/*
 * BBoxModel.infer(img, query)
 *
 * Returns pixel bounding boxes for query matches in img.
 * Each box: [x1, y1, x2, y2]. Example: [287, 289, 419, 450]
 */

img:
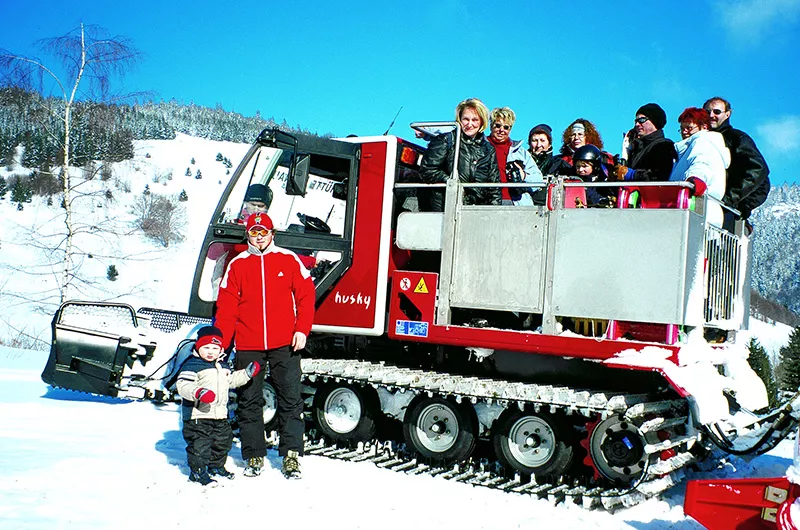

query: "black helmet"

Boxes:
[573, 144, 602, 163]
[573, 144, 602, 173]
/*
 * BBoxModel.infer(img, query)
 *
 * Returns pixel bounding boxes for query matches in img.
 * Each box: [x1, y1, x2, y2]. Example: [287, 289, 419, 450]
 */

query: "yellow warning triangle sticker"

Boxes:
[414, 278, 429, 294]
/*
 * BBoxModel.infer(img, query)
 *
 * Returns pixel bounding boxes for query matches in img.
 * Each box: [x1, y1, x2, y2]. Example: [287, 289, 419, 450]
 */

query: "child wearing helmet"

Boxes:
[572, 145, 615, 207]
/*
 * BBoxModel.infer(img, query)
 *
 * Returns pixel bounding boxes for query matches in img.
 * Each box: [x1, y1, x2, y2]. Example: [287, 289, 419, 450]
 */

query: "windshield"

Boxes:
[218, 145, 347, 236]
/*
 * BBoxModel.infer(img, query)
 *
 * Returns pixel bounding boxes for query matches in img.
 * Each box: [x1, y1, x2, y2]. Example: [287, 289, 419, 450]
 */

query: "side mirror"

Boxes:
[333, 180, 348, 201]
[287, 154, 310, 196]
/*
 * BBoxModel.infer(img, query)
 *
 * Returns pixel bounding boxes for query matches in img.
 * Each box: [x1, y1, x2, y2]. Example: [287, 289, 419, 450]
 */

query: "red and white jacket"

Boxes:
[215, 242, 315, 351]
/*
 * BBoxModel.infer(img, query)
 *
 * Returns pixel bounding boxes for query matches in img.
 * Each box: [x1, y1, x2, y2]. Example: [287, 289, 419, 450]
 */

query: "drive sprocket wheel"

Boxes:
[583, 414, 649, 485]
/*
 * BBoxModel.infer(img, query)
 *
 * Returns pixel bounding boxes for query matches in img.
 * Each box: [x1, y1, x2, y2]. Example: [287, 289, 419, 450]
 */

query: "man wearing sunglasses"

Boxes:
[612, 103, 676, 183]
[703, 97, 770, 223]
[215, 212, 315, 479]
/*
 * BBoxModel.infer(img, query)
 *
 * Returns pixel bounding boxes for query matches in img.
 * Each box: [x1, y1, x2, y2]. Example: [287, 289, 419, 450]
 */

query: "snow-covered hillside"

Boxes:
[751, 184, 800, 316]
[0, 134, 250, 347]
[0, 345, 794, 530]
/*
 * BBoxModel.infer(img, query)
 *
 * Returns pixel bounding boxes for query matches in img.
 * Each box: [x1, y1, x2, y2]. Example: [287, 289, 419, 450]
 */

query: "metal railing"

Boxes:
[704, 225, 743, 325]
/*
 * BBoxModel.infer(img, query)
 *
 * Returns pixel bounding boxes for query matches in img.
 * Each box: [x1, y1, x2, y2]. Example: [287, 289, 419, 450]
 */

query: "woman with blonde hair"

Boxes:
[419, 97, 501, 211]
[486, 106, 543, 205]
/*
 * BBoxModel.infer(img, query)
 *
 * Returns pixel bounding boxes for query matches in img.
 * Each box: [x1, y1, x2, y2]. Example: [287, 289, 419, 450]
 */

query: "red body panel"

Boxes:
[387, 270, 682, 365]
[314, 142, 388, 329]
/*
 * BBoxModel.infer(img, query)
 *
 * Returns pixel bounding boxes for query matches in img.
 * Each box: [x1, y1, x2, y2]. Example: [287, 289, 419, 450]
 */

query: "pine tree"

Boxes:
[215, 152, 223, 162]
[779, 327, 800, 392]
[0, 176, 7, 199]
[179, 189, 188, 202]
[106, 264, 119, 281]
[185, 167, 191, 177]
[143, 184, 151, 196]
[11, 177, 32, 204]
[195, 169, 202, 179]
[190, 157, 195, 165]
[748, 338, 778, 406]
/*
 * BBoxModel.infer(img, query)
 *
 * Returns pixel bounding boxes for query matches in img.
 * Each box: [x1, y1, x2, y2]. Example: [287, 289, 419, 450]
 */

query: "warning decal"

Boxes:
[414, 278, 429, 294]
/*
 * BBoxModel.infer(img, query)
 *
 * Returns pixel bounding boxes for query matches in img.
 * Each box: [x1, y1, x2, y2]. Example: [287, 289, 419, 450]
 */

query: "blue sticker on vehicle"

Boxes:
[395, 320, 429, 338]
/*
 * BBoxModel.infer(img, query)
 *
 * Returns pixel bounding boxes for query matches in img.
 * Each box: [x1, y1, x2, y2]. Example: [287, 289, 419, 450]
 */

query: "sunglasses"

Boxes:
[248, 228, 272, 237]
[492, 123, 511, 130]
[634, 116, 650, 124]
[705, 108, 724, 116]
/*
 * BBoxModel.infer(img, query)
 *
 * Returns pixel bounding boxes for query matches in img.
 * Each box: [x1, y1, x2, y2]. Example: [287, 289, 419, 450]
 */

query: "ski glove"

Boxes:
[195, 388, 216, 404]
[612, 164, 633, 181]
[687, 176, 707, 197]
[246, 361, 261, 378]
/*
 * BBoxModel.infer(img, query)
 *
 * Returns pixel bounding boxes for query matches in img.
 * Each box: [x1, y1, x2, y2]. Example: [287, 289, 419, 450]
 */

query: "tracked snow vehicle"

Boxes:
[43, 125, 798, 507]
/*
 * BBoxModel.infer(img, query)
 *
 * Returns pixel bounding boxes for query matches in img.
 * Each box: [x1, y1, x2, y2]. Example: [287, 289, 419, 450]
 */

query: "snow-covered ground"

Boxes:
[0, 344, 794, 530]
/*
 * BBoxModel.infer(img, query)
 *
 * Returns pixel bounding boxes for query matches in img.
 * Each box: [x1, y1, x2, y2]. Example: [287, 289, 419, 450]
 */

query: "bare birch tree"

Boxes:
[0, 23, 140, 303]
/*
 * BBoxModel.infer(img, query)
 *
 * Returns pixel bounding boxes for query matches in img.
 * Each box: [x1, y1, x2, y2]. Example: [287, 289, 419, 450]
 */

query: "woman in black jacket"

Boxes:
[419, 98, 501, 211]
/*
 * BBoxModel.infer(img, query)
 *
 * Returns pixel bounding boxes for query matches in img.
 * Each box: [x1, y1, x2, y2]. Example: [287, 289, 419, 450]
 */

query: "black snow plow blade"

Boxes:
[42, 301, 157, 397]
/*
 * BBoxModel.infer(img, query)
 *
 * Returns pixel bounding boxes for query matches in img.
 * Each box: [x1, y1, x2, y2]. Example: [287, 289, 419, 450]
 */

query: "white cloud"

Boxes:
[756, 116, 800, 154]
[716, 0, 800, 43]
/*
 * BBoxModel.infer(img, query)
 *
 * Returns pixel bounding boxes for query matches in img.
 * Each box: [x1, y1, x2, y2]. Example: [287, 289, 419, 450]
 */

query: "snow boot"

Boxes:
[243, 456, 264, 477]
[282, 450, 302, 479]
[189, 467, 218, 487]
[208, 466, 235, 480]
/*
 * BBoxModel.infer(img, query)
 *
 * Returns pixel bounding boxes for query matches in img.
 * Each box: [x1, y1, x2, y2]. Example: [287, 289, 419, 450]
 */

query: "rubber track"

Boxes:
[297, 358, 700, 511]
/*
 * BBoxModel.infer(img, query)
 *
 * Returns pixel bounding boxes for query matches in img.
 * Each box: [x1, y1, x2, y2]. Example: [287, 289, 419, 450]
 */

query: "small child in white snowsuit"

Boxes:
[176, 326, 260, 486]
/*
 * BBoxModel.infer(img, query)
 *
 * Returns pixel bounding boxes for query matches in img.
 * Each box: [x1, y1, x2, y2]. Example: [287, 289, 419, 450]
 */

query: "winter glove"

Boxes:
[195, 388, 216, 404]
[687, 176, 707, 197]
[612, 164, 633, 181]
[246, 361, 261, 378]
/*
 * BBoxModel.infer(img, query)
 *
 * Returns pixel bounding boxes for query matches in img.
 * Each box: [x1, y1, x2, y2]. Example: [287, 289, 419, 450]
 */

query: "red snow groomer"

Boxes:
[43, 124, 799, 509]
[685, 398, 800, 529]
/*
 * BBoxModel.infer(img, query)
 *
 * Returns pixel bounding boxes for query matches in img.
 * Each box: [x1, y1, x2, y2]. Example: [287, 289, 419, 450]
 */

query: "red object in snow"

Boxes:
[684, 475, 800, 529]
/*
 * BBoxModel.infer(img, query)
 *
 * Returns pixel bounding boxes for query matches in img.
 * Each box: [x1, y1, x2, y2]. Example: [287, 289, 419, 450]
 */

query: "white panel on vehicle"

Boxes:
[396, 212, 443, 251]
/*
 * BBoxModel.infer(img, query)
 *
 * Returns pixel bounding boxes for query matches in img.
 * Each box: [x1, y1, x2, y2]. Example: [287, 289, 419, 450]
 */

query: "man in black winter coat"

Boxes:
[704, 97, 770, 221]
[611, 103, 676, 182]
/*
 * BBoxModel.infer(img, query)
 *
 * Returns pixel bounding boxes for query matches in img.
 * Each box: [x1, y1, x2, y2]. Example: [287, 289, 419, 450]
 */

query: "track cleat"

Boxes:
[208, 466, 235, 480]
[243, 456, 264, 477]
[189, 467, 218, 487]
[282, 450, 302, 479]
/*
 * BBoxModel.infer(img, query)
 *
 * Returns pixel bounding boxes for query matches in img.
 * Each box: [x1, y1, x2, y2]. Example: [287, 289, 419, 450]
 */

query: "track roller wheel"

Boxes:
[492, 408, 575, 479]
[262, 379, 279, 434]
[403, 395, 477, 465]
[312, 383, 379, 444]
[586, 414, 649, 485]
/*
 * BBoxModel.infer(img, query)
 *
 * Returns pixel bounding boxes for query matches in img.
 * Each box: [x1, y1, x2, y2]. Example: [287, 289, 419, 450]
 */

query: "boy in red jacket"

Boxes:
[215, 213, 315, 479]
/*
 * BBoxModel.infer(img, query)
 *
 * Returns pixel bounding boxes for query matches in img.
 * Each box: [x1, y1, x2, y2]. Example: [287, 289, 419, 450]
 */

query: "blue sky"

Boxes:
[4, 0, 799, 186]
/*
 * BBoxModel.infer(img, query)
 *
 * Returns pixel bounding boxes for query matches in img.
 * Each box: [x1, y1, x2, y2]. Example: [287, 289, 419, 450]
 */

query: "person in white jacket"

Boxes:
[669, 107, 731, 226]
